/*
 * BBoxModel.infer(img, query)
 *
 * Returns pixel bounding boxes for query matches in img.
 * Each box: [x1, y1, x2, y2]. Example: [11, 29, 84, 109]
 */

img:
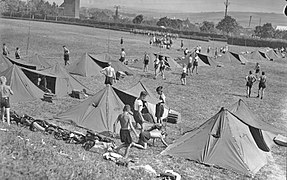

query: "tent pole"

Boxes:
[26, 20, 31, 55]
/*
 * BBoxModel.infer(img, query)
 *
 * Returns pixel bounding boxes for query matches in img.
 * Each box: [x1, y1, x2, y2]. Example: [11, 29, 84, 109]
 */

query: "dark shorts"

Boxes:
[160, 66, 165, 71]
[133, 111, 144, 125]
[64, 54, 69, 61]
[255, 69, 260, 73]
[119, 56, 125, 62]
[1, 97, 10, 108]
[104, 76, 113, 85]
[120, 129, 132, 145]
[259, 82, 266, 89]
[138, 131, 151, 146]
[155, 103, 164, 118]
[187, 63, 192, 69]
[144, 60, 149, 65]
[181, 73, 187, 79]
[3, 52, 7, 56]
[246, 82, 253, 88]
[193, 61, 198, 66]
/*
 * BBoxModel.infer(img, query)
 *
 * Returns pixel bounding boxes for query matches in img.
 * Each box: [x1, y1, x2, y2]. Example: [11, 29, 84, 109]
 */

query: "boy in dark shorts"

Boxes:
[191, 54, 199, 74]
[0, 76, 14, 125]
[155, 86, 166, 124]
[257, 72, 267, 99]
[63, 46, 70, 66]
[133, 91, 148, 130]
[113, 105, 138, 158]
[143, 52, 150, 72]
[245, 70, 257, 98]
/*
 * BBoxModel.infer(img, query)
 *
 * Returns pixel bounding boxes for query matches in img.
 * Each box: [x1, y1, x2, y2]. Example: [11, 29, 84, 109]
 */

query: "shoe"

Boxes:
[261, 97, 263, 99]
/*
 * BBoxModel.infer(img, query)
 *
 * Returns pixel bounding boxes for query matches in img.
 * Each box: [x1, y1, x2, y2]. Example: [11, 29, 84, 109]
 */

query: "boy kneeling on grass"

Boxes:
[132, 124, 168, 149]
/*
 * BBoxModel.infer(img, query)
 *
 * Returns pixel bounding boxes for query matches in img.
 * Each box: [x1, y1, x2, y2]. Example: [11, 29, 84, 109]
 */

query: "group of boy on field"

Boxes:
[113, 87, 168, 158]
[246, 62, 267, 99]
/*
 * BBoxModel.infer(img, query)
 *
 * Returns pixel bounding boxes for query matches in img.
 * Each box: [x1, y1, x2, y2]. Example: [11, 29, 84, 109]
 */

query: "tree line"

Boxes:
[1, 0, 287, 40]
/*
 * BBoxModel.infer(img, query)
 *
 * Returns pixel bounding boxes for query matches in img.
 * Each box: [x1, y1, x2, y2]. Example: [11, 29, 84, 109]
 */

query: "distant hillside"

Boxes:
[104, 6, 286, 28]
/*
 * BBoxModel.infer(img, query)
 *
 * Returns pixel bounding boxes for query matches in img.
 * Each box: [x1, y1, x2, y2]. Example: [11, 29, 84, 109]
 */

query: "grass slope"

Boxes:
[0, 18, 286, 180]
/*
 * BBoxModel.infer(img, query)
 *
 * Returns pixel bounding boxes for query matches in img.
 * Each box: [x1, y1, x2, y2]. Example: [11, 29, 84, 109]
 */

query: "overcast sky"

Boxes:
[49, 0, 286, 13]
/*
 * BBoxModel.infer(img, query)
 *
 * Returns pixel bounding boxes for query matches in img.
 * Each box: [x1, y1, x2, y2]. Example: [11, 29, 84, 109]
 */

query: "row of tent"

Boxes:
[0, 51, 142, 103]
[161, 99, 285, 176]
[55, 82, 181, 134]
[131, 48, 284, 70]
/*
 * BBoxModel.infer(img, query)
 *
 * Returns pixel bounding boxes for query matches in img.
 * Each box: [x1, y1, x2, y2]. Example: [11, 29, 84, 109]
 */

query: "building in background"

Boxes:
[59, 0, 80, 18]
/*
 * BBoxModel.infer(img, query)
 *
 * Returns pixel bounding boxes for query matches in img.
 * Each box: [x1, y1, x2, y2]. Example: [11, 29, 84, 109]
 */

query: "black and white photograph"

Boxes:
[0, 0, 286, 179]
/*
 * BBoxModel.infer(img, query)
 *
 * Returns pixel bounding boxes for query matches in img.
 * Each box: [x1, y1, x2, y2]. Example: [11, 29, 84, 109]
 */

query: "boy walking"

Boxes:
[257, 72, 267, 99]
[245, 70, 257, 98]
[113, 105, 138, 159]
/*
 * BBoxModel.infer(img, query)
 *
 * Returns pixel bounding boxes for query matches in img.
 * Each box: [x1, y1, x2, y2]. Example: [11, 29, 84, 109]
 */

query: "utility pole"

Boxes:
[248, 16, 252, 27]
[224, 0, 230, 18]
[114, 5, 120, 20]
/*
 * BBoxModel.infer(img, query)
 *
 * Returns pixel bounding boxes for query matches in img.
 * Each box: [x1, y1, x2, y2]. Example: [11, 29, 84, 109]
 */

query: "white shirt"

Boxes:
[134, 99, 143, 111]
[158, 93, 166, 104]
[121, 51, 126, 58]
[182, 67, 187, 74]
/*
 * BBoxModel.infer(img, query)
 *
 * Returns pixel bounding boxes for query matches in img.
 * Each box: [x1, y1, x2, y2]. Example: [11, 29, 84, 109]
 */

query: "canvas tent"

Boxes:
[67, 53, 103, 77]
[217, 51, 247, 64]
[55, 86, 124, 134]
[229, 99, 285, 149]
[113, 81, 181, 123]
[0, 55, 13, 72]
[266, 50, 281, 61]
[248, 50, 269, 61]
[161, 107, 272, 175]
[6, 56, 37, 70]
[22, 54, 52, 70]
[42, 62, 90, 93]
[21, 67, 74, 97]
[0, 64, 44, 103]
[89, 53, 134, 75]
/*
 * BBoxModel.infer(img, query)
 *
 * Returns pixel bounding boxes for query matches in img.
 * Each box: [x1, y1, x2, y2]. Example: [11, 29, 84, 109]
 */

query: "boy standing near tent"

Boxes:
[158, 56, 166, 80]
[119, 48, 126, 63]
[100, 62, 116, 86]
[187, 55, 193, 76]
[245, 70, 257, 98]
[155, 86, 166, 124]
[191, 54, 199, 74]
[113, 105, 139, 159]
[257, 72, 267, 99]
[2, 43, 9, 56]
[181, 64, 187, 85]
[63, 46, 70, 66]
[143, 52, 150, 72]
[133, 91, 148, 130]
[15, 47, 20, 59]
[154, 54, 160, 78]
[0, 76, 14, 126]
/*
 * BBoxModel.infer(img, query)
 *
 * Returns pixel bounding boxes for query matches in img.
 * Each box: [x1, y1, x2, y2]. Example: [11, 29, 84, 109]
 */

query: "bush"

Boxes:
[227, 37, 287, 48]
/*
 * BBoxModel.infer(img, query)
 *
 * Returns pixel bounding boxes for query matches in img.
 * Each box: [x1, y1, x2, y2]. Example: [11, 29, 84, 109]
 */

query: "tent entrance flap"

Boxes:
[249, 126, 270, 152]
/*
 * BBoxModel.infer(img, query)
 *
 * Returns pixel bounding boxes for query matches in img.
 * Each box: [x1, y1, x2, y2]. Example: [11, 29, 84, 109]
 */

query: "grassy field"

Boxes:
[0, 18, 286, 180]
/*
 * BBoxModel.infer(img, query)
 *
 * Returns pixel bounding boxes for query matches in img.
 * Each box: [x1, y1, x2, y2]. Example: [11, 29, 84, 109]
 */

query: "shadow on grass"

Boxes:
[225, 93, 260, 99]
[225, 93, 246, 98]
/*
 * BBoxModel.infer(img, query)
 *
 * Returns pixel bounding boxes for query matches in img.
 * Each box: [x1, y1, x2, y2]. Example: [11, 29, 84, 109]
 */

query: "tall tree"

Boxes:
[216, 15, 239, 34]
[200, 21, 216, 33]
[132, 14, 143, 24]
